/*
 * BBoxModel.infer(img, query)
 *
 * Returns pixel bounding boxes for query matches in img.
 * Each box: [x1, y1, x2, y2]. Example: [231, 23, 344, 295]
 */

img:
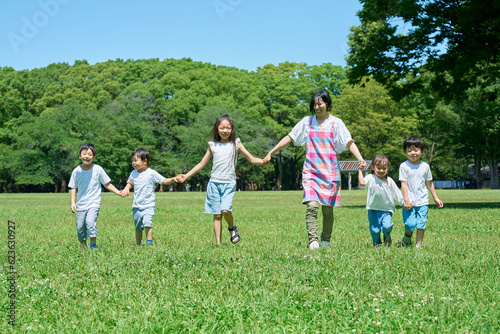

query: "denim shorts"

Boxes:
[403, 205, 429, 231]
[204, 181, 236, 214]
[133, 207, 155, 232]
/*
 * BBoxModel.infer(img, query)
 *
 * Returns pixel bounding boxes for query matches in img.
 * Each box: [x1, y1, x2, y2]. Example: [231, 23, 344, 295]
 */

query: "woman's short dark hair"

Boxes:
[309, 90, 332, 114]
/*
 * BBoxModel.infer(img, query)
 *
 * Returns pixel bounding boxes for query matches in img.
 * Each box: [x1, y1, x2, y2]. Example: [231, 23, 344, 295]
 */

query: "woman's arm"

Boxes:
[262, 135, 293, 164]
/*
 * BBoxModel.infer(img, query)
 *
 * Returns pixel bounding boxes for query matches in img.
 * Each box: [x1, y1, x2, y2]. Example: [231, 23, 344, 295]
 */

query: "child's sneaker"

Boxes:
[309, 240, 320, 250]
[321, 241, 330, 247]
[89, 242, 98, 250]
[401, 235, 412, 247]
[383, 235, 392, 246]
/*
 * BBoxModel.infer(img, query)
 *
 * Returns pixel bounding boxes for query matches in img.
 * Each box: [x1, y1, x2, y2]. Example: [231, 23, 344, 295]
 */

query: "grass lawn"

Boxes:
[1, 189, 499, 333]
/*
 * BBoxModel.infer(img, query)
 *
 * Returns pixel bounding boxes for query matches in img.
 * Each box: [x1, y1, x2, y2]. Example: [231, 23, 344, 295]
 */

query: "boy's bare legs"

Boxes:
[213, 214, 223, 245]
[80, 240, 87, 247]
[416, 229, 425, 247]
[136, 231, 142, 244]
[145, 227, 153, 241]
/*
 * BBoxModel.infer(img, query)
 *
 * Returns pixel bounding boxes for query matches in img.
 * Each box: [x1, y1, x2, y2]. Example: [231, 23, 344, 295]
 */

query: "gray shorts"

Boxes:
[133, 207, 155, 232]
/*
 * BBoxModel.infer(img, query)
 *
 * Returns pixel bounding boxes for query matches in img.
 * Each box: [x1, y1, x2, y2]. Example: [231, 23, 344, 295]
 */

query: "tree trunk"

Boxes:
[488, 158, 499, 189]
[61, 179, 67, 193]
[278, 151, 283, 190]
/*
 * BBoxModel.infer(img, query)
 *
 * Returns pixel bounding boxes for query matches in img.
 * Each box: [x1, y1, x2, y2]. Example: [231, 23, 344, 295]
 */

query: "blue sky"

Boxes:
[1, 0, 362, 72]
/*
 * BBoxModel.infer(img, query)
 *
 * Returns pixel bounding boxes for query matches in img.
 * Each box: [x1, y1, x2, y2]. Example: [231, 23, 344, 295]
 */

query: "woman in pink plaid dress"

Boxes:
[263, 91, 366, 250]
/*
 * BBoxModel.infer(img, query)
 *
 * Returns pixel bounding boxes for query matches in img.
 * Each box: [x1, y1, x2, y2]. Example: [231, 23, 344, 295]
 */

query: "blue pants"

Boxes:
[368, 210, 393, 245]
[403, 205, 428, 232]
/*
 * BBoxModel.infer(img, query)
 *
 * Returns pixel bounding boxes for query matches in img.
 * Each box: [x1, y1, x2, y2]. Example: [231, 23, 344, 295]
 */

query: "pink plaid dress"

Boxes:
[302, 116, 341, 207]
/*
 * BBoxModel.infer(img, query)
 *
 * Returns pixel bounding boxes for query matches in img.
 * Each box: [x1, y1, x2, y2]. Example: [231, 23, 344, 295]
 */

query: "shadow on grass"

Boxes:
[343, 203, 500, 209]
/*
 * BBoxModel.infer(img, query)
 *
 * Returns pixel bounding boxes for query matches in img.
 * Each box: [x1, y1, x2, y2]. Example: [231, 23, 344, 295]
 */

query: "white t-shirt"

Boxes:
[288, 115, 353, 153]
[364, 174, 403, 213]
[127, 168, 166, 209]
[68, 164, 111, 211]
[399, 160, 433, 206]
[209, 138, 241, 183]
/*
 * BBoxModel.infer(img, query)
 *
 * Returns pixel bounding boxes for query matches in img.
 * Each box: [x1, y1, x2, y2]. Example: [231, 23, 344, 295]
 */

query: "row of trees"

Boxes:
[347, 0, 500, 188]
[1, 14, 498, 192]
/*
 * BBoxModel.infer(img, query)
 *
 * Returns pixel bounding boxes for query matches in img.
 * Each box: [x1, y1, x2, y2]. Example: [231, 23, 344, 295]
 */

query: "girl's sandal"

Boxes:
[228, 226, 240, 244]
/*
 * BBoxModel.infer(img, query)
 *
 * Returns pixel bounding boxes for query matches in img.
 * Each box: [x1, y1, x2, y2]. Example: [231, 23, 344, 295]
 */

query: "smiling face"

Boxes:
[372, 162, 389, 180]
[313, 97, 328, 118]
[406, 145, 423, 164]
[217, 119, 232, 143]
[79, 149, 95, 169]
[131, 154, 148, 172]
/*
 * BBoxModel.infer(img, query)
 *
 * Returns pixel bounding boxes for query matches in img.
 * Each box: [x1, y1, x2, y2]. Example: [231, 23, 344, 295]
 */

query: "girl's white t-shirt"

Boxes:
[399, 160, 433, 206]
[127, 168, 166, 209]
[209, 138, 241, 183]
[288, 115, 353, 153]
[364, 174, 403, 213]
[68, 164, 111, 211]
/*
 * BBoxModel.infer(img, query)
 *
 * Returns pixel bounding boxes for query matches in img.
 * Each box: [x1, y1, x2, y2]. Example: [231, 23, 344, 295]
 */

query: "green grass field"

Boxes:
[1, 189, 499, 333]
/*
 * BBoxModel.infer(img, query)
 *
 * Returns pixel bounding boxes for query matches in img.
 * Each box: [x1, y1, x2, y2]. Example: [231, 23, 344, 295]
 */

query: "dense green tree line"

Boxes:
[347, 0, 500, 188]
[0, 58, 472, 192]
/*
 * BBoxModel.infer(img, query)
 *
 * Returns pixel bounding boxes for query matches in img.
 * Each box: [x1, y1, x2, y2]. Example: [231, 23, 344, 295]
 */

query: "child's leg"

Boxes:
[415, 206, 428, 247]
[306, 201, 319, 245]
[416, 229, 425, 247]
[86, 208, 99, 249]
[222, 210, 240, 243]
[380, 212, 393, 246]
[145, 227, 153, 244]
[213, 214, 223, 245]
[402, 207, 417, 245]
[76, 210, 88, 246]
[320, 205, 333, 243]
[135, 231, 143, 245]
[368, 210, 382, 245]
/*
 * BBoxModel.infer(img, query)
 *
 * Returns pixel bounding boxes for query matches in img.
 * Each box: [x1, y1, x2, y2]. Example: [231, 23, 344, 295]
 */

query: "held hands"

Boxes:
[120, 188, 130, 197]
[358, 160, 367, 170]
[403, 199, 414, 211]
[262, 154, 272, 165]
[175, 174, 187, 183]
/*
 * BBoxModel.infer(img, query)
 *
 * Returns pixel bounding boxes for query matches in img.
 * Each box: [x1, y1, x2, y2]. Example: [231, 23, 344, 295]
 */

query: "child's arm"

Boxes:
[238, 142, 264, 165]
[162, 177, 176, 185]
[176, 148, 212, 183]
[426, 180, 444, 208]
[121, 183, 132, 197]
[103, 182, 121, 196]
[347, 140, 366, 169]
[70, 188, 77, 213]
[263, 135, 293, 164]
[401, 180, 413, 210]
[358, 167, 366, 186]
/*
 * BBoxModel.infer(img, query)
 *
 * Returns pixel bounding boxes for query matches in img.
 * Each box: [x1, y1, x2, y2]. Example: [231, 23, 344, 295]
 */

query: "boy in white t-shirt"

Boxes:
[359, 155, 403, 246]
[121, 148, 176, 246]
[69, 143, 122, 250]
[399, 136, 443, 248]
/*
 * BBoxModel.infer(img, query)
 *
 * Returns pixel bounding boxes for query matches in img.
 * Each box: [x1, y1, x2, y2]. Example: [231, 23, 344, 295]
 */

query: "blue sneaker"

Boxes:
[321, 241, 330, 247]
[89, 242, 98, 250]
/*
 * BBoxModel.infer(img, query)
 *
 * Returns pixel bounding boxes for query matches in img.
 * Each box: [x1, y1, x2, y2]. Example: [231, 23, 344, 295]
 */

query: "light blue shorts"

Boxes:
[403, 205, 428, 231]
[204, 181, 236, 215]
[76, 207, 99, 241]
[133, 207, 155, 232]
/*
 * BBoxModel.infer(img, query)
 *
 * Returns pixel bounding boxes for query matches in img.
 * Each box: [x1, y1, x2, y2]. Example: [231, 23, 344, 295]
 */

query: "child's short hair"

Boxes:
[372, 154, 389, 167]
[403, 136, 425, 151]
[79, 143, 96, 156]
[132, 148, 149, 162]
[309, 90, 332, 114]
